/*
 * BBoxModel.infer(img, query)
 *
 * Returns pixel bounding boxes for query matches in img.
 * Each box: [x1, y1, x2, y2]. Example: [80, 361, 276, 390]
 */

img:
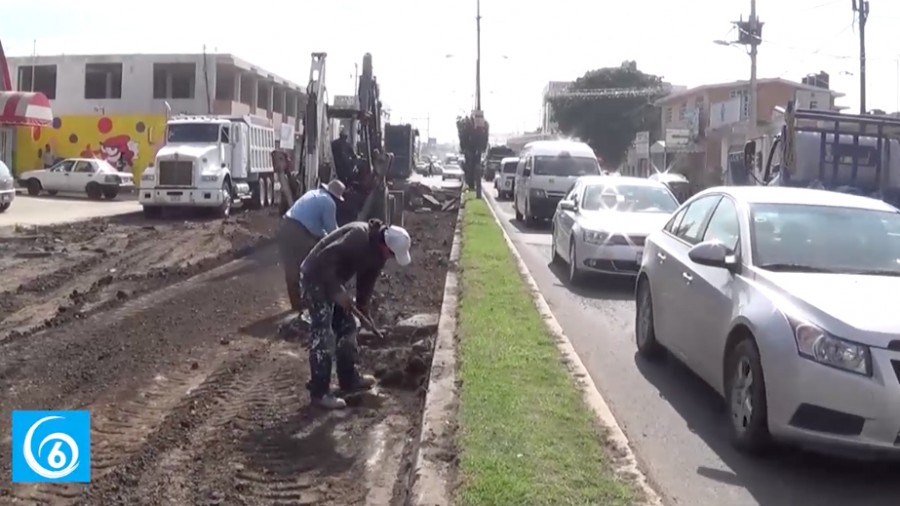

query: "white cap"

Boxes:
[384, 225, 411, 266]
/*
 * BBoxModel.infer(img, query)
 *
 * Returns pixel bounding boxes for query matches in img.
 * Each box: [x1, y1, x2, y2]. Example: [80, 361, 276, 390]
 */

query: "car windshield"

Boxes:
[751, 203, 900, 274]
[534, 155, 600, 177]
[0, 161, 10, 178]
[581, 184, 679, 213]
[502, 161, 518, 173]
[167, 123, 221, 143]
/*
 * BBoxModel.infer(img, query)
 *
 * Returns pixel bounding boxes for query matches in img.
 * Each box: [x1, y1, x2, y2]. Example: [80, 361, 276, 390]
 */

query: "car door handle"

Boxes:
[656, 252, 667, 261]
[682, 272, 693, 283]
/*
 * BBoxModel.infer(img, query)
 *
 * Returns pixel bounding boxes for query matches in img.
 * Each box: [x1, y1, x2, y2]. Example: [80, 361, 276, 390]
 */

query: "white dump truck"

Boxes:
[139, 114, 278, 218]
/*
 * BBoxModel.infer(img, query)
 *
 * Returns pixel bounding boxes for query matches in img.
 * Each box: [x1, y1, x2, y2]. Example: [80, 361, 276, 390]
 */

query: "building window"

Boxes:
[16, 65, 57, 99]
[664, 107, 673, 124]
[84, 63, 123, 99]
[152, 63, 196, 99]
[679, 102, 687, 120]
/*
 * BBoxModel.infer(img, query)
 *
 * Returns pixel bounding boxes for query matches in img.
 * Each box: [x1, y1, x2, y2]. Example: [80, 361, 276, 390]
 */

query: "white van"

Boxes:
[495, 156, 519, 200]
[513, 140, 601, 224]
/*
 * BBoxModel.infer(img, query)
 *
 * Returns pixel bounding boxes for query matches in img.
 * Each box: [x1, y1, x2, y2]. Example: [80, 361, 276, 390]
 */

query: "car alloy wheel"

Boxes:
[635, 279, 663, 358]
[725, 339, 771, 453]
[568, 240, 580, 283]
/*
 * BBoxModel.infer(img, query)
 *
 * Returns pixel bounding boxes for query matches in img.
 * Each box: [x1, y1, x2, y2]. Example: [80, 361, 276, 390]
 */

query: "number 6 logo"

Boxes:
[23, 416, 80, 479]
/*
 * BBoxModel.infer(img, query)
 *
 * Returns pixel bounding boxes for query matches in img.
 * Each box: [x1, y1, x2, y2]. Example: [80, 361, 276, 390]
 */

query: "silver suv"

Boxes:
[0, 160, 14, 212]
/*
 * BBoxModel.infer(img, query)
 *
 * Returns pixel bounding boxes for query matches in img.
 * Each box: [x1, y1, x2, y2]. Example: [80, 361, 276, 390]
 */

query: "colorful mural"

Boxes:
[15, 114, 167, 177]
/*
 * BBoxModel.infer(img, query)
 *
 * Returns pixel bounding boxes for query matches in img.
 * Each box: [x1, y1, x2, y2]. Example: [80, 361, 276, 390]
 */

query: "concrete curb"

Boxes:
[408, 199, 464, 505]
[482, 195, 664, 506]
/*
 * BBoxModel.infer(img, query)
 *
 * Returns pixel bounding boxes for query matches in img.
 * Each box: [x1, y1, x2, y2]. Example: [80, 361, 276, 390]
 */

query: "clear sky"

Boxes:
[3, 0, 900, 142]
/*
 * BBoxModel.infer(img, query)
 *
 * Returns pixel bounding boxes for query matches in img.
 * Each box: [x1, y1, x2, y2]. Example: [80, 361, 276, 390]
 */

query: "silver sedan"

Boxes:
[551, 175, 679, 284]
[636, 185, 900, 457]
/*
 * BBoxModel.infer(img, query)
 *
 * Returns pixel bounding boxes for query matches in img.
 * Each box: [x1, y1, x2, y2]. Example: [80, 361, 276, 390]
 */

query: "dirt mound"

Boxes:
[0, 208, 279, 341]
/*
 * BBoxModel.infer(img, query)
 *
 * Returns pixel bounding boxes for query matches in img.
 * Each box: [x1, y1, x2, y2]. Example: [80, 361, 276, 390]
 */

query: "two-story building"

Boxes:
[652, 77, 843, 187]
[7, 53, 305, 175]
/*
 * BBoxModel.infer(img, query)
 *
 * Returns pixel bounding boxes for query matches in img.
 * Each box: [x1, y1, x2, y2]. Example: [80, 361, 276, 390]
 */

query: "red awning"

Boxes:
[0, 91, 53, 127]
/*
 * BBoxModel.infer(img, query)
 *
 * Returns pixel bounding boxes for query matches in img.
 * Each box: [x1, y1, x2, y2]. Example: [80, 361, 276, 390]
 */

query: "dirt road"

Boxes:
[0, 207, 456, 505]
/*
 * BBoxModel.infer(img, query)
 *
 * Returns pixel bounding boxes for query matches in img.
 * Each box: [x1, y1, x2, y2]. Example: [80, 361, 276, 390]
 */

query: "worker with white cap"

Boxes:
[299, 218, 412, 409]
[276, 179, 346, 312]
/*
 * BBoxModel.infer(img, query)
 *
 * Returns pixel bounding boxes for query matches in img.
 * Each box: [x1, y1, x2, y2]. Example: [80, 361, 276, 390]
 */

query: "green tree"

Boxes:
[548, 61, 665, 167]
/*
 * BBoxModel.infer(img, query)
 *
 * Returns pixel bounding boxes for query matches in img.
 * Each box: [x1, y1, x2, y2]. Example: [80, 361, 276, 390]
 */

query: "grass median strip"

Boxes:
[455, 196, 635, 506]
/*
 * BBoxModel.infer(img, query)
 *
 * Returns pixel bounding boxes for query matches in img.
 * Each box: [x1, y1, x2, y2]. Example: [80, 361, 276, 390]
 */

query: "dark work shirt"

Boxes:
[300, 221, 386, 308]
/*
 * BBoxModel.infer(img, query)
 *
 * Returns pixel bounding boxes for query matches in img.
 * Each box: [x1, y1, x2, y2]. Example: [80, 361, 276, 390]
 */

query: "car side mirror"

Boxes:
[559, 201, 577, 212]
[688, 240, 738, 270]
[523, 169, 531, 177]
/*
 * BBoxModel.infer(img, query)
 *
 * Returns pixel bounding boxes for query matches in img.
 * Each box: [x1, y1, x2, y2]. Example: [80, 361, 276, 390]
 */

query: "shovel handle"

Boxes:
[349, 305, 383, 339]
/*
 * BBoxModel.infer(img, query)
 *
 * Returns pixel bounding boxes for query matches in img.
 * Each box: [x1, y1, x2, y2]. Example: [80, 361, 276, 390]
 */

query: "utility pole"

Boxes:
[736, 0, 762, 140]
[474, 0, 483, 198]
[475, 0, 482, 111]
[853, 0, 869, 114]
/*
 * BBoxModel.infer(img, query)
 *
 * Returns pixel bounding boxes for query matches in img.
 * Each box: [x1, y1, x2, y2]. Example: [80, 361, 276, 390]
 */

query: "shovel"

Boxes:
[349, 305, 384, 339]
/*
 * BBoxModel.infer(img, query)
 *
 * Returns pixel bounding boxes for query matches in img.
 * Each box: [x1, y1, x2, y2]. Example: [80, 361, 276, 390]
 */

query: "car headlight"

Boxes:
[793, 322, 871, 376]
[141, 173, 154, 181]
[582, 230, 609, 245]
[104, 175, 120, 183]
[200, 174, 218, 182]
[530, 188, 545, 198]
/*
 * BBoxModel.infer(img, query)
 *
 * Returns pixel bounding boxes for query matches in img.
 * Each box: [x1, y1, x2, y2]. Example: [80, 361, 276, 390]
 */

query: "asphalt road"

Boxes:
[0, 193, 141, 227]
[483, 190, 900, 506]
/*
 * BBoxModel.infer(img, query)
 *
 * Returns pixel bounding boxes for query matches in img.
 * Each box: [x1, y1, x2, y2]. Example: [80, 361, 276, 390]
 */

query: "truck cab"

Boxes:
[740, 103, 900, 207]
[139, 115, 276, 217]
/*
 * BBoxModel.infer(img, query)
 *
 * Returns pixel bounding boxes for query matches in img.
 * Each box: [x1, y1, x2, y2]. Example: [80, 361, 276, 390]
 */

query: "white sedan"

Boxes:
[18, 158, 134, 200]
[0, 160, 15, 212]
[442, 164, 464, 181]
[551, 175, 679, 284]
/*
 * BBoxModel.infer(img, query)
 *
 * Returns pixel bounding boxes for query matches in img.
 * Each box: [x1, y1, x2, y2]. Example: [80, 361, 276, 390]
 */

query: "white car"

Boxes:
[637, 186, 900, 456]
[18, 158, 134, 200]
[551, 175, 679, 284]
[442, 164, 464, 181]
[0, 160, 15, 212]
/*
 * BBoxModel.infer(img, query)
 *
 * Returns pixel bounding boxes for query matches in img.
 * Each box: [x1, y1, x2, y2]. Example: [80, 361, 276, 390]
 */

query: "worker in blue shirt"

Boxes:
[276, 179, 346, 312]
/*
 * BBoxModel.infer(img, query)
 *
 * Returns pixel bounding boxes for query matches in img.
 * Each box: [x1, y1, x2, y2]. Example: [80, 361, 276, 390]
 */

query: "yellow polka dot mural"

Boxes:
[16, 114, 167, 178]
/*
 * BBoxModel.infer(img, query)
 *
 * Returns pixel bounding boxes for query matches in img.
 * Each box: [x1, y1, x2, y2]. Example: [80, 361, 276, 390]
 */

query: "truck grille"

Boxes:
[158, 160, 193, 187]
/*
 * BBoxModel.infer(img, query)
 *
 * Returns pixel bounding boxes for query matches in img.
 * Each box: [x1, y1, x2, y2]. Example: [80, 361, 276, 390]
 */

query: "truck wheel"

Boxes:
[217, 180, 233, 218]
[86, 182, 103, 200]
[26, 178, 42, 196]
[266, 177, 276, 207]
[248, 181, 263, 210]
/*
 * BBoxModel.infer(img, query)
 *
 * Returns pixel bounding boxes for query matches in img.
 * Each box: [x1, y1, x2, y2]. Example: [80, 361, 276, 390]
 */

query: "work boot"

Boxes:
[312, 393, 347, 409]
[339, 373, 377, 394]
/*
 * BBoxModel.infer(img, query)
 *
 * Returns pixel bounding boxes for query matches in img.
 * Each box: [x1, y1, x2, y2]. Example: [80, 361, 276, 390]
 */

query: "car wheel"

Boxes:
[635, 277, 664, 358]
[514, 201, 523, 221]
[725, 338, 771, 454]
[551, 225, 563, 264]
[525, 200, 538, 227]
[26, 178, 42, 196]
[568, 239, 584, 284]
[102, 187, 119, 199]
[0, 202, 9, 213]
[86, 182, 103, 200]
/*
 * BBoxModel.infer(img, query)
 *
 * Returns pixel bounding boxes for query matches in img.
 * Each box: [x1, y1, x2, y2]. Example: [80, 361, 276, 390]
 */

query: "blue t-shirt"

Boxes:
[285, 188, 337, 237]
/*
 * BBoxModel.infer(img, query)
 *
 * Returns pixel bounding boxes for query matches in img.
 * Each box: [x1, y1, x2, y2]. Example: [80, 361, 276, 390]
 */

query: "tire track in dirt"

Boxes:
[6, 338, 267, 505]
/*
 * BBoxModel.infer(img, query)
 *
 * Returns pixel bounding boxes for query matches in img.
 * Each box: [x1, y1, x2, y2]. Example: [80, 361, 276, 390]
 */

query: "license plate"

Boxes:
[169, 194, 181, 202]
